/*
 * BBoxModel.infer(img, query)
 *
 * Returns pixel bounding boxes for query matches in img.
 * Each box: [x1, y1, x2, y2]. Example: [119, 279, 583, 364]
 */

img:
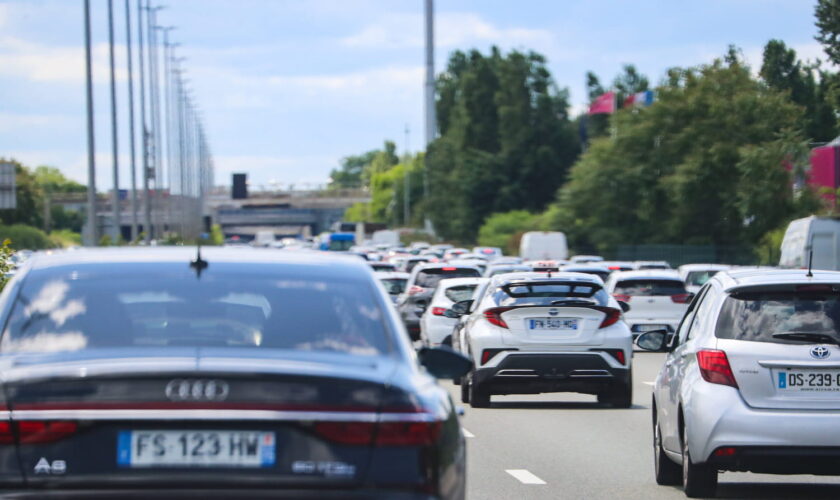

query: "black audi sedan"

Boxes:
[0, 248, 470, 498]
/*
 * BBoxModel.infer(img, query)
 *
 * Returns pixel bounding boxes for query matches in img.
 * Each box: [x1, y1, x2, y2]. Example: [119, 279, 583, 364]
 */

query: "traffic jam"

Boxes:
[0, 223, 837, 498]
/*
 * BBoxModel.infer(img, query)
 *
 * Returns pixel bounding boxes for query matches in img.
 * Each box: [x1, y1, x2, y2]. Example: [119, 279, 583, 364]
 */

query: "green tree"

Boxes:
[553, 51, 812, 254]
[0, 159, 43, 228]
[477, 210, 541, 254]
[426, 47, 579, 242]
[816, 0, 840, 65]
[33, 166, 86, 193]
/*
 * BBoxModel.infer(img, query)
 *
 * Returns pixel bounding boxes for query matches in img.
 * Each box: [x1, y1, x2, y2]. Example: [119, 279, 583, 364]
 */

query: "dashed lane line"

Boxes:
[506, 469, 546, 485]
[462, 428, 475, 438]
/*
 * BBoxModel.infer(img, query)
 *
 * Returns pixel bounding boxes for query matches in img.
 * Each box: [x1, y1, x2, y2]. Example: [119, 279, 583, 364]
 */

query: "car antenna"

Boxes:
[806, 247, 814, 278]
[190, 245, 208, 278]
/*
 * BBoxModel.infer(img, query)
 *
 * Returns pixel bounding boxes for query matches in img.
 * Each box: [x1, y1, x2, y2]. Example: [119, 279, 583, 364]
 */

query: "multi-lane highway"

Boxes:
[450, 352, 840, 499]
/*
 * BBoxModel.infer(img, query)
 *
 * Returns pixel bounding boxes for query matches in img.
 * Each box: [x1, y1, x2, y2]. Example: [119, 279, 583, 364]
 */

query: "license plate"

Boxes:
[777, 371, 840, 392]
[117, 430, 276, 468]
[528, 318, 578, 331]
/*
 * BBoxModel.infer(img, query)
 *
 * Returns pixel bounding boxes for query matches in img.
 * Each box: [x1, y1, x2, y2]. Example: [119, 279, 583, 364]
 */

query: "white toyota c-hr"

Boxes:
[639, 269, 840, 497]
[453, 272, 633, 408]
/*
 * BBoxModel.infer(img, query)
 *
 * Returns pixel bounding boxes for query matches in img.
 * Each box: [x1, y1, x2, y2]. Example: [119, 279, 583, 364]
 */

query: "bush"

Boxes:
[49, 229, 82, 248]
[477, 210, 542, 255]
[0, 224, 56, 250]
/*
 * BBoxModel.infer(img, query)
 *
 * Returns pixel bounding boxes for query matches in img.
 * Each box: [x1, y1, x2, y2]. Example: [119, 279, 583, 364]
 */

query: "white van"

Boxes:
[780, 216, 840, 270]
[519, 231, 568, 261]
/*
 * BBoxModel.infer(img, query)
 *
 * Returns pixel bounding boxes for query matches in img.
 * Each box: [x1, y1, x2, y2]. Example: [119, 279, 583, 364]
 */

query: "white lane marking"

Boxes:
[462, 428, 475, 438]
[643, 381, 655, 386]
[506, 469, 546, 485]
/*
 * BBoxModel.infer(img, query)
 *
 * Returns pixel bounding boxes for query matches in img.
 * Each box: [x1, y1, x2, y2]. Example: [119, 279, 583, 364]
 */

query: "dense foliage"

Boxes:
[424, 48, 580, 241]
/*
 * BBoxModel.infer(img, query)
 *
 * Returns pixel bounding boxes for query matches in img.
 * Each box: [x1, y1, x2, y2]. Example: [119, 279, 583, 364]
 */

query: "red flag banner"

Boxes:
[588, 91, 615, 115]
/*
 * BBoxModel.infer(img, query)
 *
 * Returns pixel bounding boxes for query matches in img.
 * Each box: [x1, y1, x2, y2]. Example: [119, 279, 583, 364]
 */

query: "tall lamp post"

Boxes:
[83, 0, 98, 246]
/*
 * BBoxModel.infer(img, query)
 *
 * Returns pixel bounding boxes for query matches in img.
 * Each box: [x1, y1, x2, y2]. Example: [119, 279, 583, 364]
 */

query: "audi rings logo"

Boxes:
[165, 379, 230, 402]
[811, 346, 831, 360]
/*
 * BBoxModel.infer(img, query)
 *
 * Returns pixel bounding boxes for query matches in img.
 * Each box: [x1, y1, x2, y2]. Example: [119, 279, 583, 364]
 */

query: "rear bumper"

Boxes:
[685, 381, 840, 468]
[0, 489, 440, 500]
[473, 352, 630, 395]
[707, 446, 840, 475]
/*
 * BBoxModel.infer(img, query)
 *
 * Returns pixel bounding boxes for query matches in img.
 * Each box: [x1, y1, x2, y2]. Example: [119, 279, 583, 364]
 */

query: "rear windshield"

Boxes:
[614, 279, 686, 296]
[570, 270, 610, 282]
[685, 270, 721, 287]
[2, 268, 391, 355]
[379, 278, 407, 295]
[716, 291, 840, 344]
[370, 263, 395, 271]
[415, 268, 480, 288]
[444, 285, 477, 303]
[494, 282, 609, 307]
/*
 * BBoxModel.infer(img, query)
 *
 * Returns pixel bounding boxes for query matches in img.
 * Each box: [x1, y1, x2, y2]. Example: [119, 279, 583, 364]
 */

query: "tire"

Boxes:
[460, 376, 470, 403]
[653, 415, 681, 485]
[682, 427, 717, 498]
[469, 375, 491, 408]
[597, 371, 633, 408]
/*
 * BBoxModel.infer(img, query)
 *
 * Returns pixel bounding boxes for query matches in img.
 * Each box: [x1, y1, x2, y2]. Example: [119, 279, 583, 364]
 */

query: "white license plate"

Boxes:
[777, 371, 840, 392]
[117, 430, 276, 467]
[528, 318, 578, 331]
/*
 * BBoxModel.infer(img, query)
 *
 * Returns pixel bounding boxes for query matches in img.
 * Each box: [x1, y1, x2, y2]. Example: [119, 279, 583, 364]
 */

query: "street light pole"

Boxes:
[137, 0, 152, 243]
[125, 0, 139, 242]
[147, 3, 164, 238]
[107, 0, 121, 244]
[83, 0, 98, 246]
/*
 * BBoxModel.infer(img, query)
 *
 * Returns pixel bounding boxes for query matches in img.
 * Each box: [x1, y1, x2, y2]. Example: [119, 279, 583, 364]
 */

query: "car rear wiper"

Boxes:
[771, 332, 840, 346]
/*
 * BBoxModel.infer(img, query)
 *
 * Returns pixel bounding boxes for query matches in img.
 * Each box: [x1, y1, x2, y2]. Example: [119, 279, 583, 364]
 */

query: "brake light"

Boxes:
[697, 350, 738, 388]
[671, 293, 691, 304]
[0, 421, 79, 445]
[797, 284, 834, 292]
[613, 293, 631, 302]
[592, 306, 621, 328]
[0, 422, 12, 444]
[431, 307, 447, 316]
[713, 446, 737, 457]
[314, 421, 441, 446]
[613, 350, 626, 365]
[482, 249, 494, 254]
[441, 267, 457, 271]
[408, 286, 425, 296]
[376, 421, 441, 446]
[481, 348, 515, 364]
[483, 307, 513, 328]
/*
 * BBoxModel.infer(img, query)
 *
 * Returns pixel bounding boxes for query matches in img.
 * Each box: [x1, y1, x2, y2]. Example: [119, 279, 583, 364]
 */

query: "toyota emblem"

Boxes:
[548, 309, 559, 316]
[810, 346, 831, 360]
[165, 379, 230, 402]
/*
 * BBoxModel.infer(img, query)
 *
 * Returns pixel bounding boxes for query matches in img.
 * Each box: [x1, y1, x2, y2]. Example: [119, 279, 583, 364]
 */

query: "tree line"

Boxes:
[337, 1, 840, 260]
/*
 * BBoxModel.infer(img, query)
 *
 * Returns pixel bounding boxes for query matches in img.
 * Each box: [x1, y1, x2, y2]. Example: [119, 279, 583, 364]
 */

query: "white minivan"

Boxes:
[780, 216, 840, 270]
[519, 231, 568, 261]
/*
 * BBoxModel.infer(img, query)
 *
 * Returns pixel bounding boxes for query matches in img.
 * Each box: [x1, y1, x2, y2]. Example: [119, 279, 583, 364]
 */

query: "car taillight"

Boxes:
[408, 286, 425, 296]
[697, 349, 738, 388]
[431, 307, 447, 316]
[671, 293, 691, 304]
[613, 293, 631, 302]
[442, 267, 457, 271]
[591, 306, 621, 328]
[483, 307, 513, 328]
[0, 421, 78, 445]
[481, 348, 515, 364]
[713, 446, 737, 457]
[314, 421, 441, 447]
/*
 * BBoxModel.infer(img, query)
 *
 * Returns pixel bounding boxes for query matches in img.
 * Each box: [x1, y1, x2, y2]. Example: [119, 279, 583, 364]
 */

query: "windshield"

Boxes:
[415, 268, 480, 288]
[444, 284, 478, 303]
[716, 291, 840, 344]
[379, 278, 407, 295]
[329, 238, 355, 251]
[685, 270, 722, 287]
[3, 269, 390, 356]
[614, 279, 686, 296]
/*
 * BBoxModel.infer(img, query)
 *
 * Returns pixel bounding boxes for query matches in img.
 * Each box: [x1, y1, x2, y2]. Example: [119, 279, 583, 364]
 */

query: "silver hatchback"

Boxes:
[638, 269, 840, 497]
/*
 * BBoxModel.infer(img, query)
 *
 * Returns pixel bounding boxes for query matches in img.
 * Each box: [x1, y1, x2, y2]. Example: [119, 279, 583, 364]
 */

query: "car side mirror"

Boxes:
[443, 308, 461, 318]
[687, 292, 696, 302]
[450, 299, 473, 315]
[617, 300, 631, 313]
[417, 346, 473, 379]
[635, 330, 670, 352]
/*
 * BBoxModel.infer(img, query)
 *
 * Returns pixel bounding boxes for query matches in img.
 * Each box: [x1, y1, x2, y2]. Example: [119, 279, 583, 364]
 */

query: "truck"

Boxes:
[318, 232, 356, 251]
[780, 216, 840, 270]
[519, 231, 569, 261]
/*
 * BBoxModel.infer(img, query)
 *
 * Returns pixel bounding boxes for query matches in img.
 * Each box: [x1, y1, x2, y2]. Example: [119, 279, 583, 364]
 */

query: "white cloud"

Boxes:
[0, 36, 128, 84]
[340, 12, 554, 51]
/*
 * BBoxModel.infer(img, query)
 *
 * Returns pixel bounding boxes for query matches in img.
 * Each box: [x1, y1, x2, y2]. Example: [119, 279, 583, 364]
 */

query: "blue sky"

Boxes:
[0, 0, 827, 189]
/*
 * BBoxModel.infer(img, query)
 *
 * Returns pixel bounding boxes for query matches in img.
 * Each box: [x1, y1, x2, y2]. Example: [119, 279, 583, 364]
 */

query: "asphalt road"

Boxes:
[448, 352, 840, 500]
